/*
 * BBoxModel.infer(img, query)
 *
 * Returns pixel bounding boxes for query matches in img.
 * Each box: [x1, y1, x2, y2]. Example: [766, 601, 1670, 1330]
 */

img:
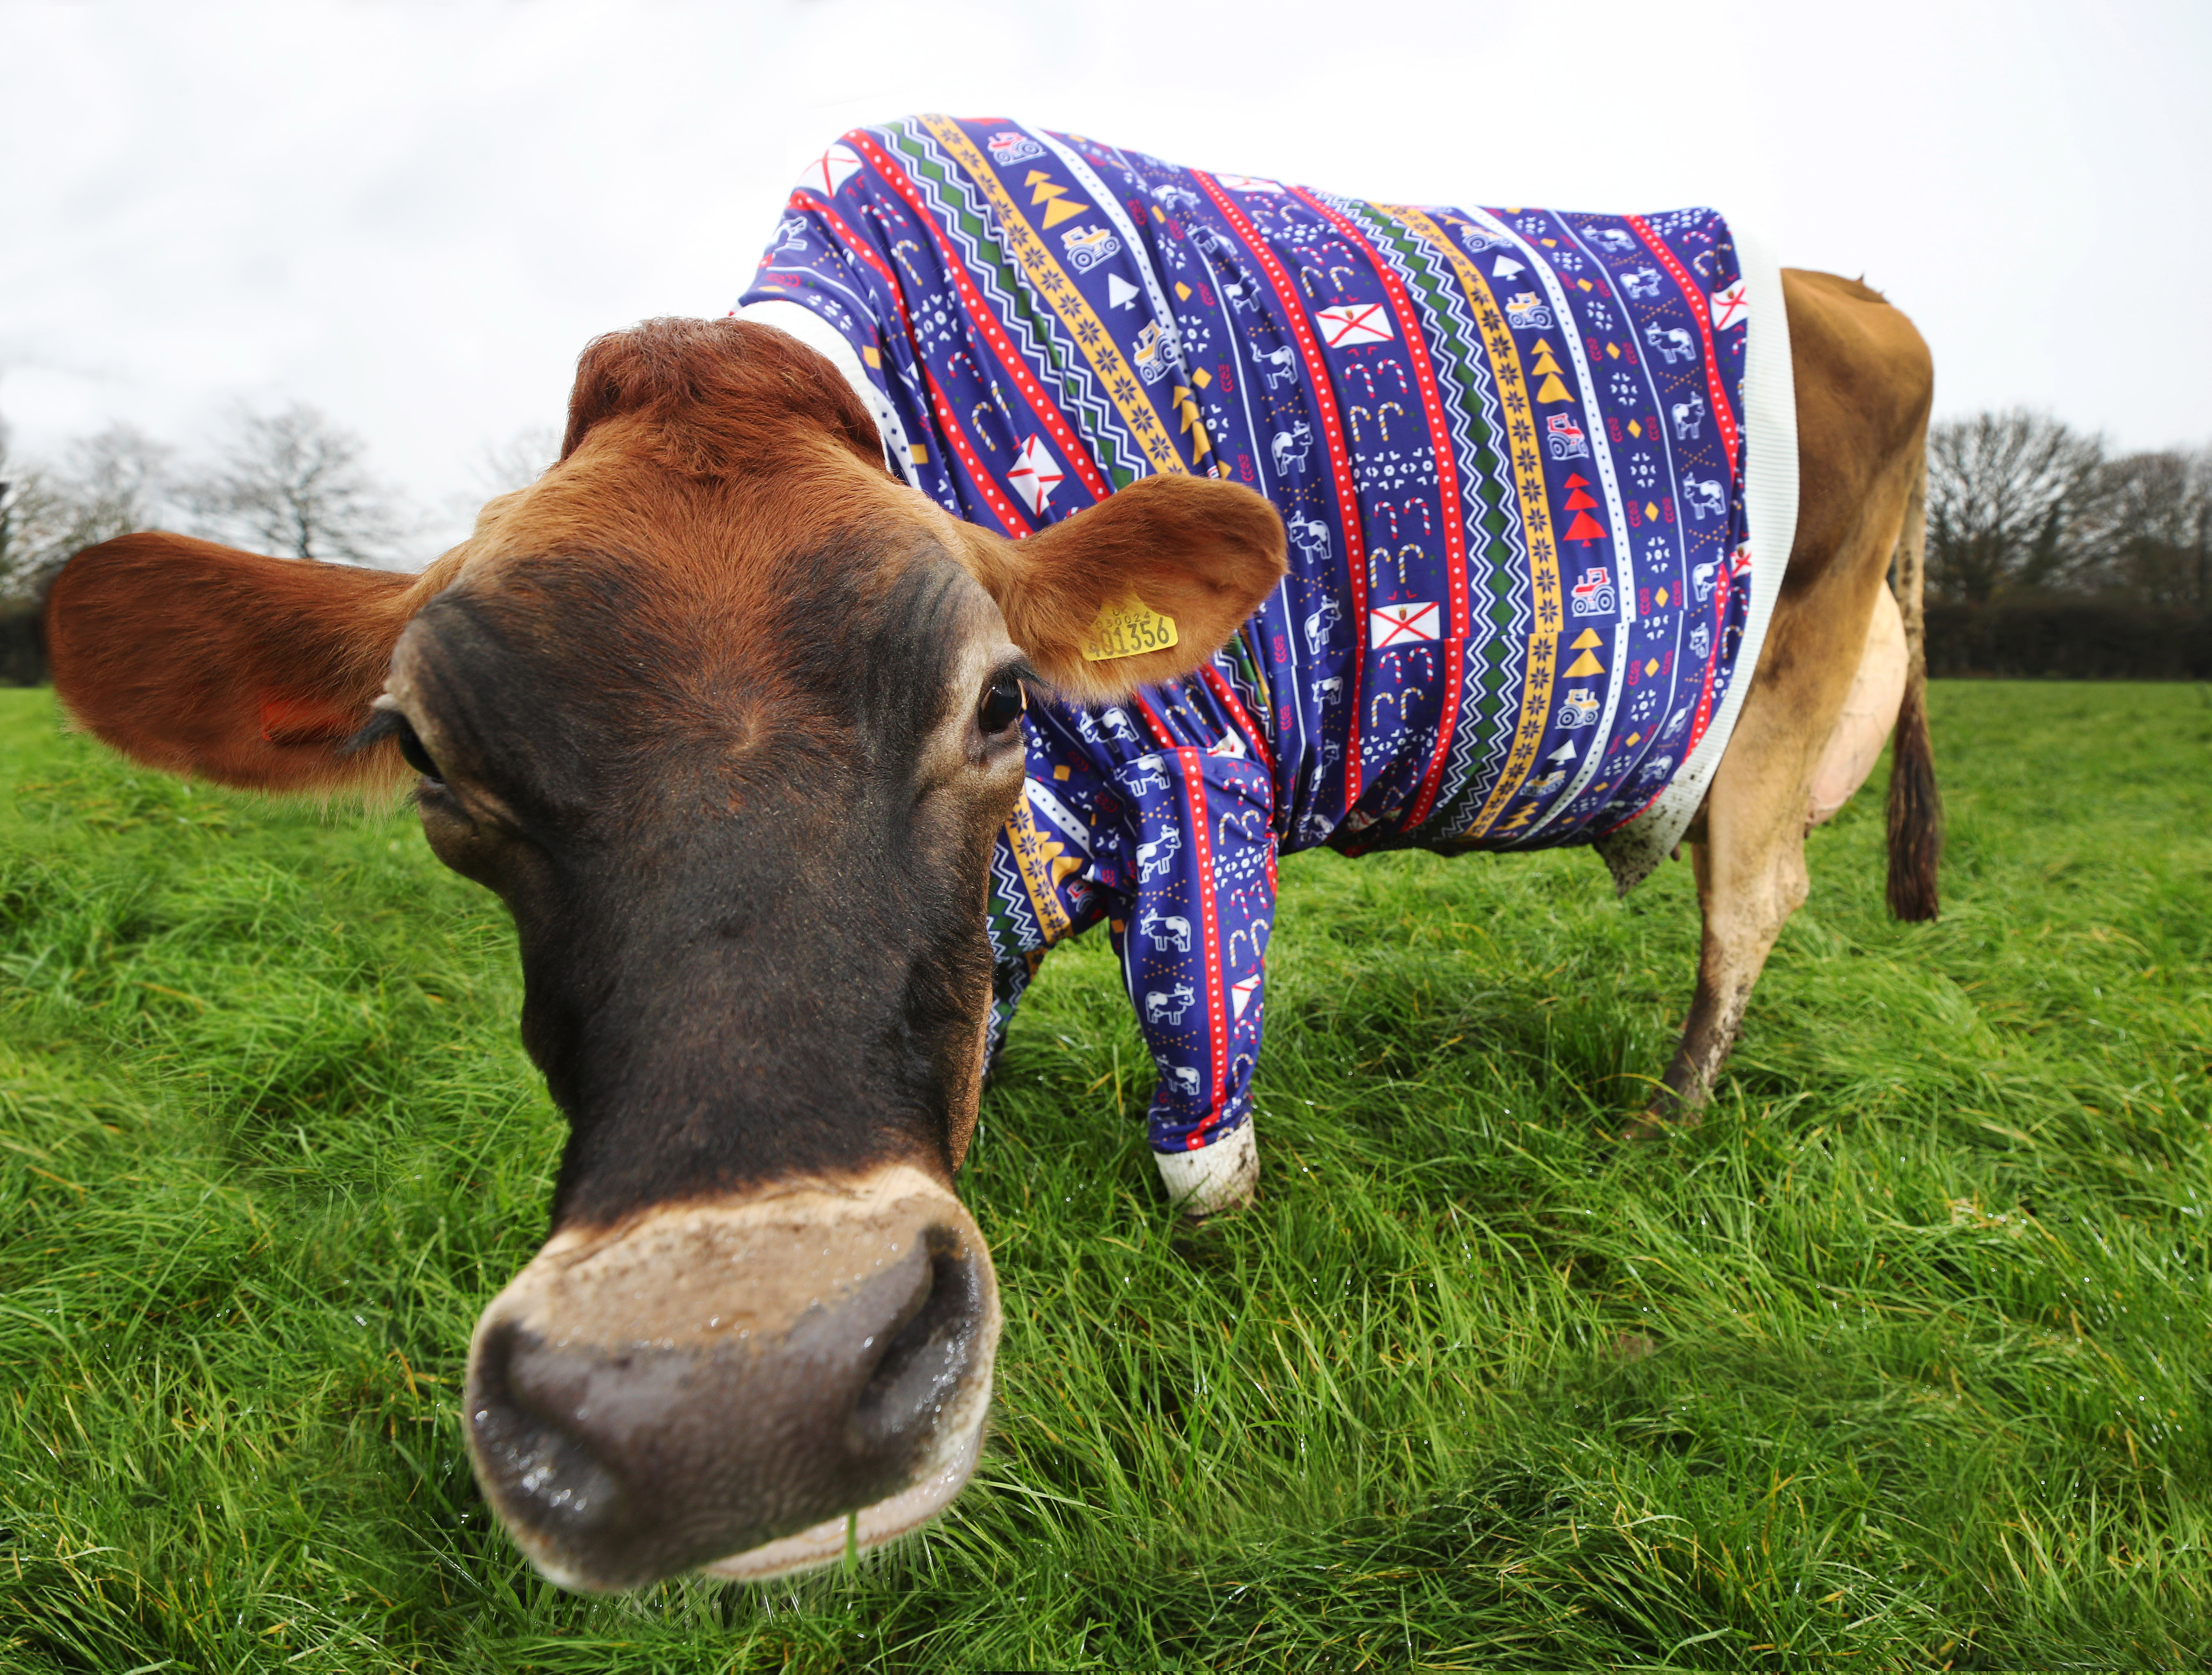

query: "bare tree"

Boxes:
[2084, 447, 2212, 610]
[184, 403, 417, 565]
[1, 420, 175, 598]
[470, 425, 562, 497]
[1927, 410, 2111, 603]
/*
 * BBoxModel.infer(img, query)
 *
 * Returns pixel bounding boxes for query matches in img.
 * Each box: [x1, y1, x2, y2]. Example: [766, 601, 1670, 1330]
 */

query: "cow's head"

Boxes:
[45, 318, 1285, 1591]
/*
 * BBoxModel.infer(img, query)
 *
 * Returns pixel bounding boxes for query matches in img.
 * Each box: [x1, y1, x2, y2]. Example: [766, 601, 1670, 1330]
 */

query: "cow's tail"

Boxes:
[1884, 445, 1942, 921]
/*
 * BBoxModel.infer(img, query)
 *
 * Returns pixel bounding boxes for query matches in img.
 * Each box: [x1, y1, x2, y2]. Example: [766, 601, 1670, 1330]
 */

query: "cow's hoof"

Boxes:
[1155, 1120, 1259, 1220]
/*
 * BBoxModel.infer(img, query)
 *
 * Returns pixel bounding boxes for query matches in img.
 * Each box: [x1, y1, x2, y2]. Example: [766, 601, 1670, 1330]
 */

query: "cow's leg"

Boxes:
[1624, 269, 1934, 1138]
[1625, 743, 1812, 1137]
[1625, 550, 1905, 1138]
[1640, 549, 1913, 1123]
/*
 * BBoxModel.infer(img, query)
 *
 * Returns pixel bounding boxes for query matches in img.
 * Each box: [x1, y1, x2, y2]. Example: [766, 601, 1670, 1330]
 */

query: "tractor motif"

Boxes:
[1504, 291, 1553, 329]
[1062, 224, 1120, 274]
[1546, 412, 1590, 460]
[1131, 320, 1174, 385]
[1556, 687, 1601, 729]
[1570, 567, 1617, 617]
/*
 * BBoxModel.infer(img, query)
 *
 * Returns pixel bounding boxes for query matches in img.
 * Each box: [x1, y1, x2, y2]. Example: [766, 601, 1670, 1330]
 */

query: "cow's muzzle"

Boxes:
[463, 1166, 999, 1592]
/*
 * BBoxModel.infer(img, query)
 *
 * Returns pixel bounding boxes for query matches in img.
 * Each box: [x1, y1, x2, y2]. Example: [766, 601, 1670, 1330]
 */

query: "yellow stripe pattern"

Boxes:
[1004, 800, 1074, 940]
[1387, 204, 1564, 838]
[920, 115, 1186, 477]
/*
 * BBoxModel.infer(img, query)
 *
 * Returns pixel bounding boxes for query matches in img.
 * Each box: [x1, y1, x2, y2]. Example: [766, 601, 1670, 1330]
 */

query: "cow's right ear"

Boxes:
[45, 532, 423, 791]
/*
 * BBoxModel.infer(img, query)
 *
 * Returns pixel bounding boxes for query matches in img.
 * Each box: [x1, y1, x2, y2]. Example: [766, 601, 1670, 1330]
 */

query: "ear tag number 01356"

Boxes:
[1080, 595, 1179, 663]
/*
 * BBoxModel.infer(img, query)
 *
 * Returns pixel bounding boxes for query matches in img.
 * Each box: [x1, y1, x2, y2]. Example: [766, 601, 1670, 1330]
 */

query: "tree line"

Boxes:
[1927, 410, 2210, 610]
[0, 406, 558, 605]
[3, 402, 2207, 682]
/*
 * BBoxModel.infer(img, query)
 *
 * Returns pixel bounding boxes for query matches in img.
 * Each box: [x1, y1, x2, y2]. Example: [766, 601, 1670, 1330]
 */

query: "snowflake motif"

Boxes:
[1585, 299, 1614, 333]
[1551, 248, 1583, 273]
[1627, 450, 1659, 490]
[1608, 371, 1641, 407]
[1515, 215, 1547, 236]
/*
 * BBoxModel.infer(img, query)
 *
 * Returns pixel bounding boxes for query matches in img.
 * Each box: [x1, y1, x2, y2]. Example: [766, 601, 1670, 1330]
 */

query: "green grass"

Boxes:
[1, 680, 2208, 1673]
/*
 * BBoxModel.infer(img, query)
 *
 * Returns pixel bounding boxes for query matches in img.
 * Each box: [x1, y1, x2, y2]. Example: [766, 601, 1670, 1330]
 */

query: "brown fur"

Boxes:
[561, 316, 887, 478]
[44, 533, 419, 790]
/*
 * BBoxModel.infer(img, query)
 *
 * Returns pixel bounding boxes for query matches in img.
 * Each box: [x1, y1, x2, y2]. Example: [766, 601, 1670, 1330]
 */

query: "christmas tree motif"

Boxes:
[1529, 338, 1572, 404]
[1024, 169, 1089, 229]
[1561, 626, 1606, 678]
[1561, 472, 1607, 543]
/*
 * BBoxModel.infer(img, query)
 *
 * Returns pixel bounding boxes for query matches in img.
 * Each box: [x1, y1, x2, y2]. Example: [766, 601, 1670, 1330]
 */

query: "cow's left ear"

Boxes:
[955, 474, 1286, 703]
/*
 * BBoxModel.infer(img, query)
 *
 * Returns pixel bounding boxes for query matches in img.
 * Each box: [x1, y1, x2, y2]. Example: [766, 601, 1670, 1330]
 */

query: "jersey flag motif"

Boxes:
[1008, 434, 1063, 515]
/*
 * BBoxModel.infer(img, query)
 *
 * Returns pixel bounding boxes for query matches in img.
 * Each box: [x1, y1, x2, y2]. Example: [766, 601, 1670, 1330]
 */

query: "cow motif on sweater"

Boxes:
[741, 116, 1779, 1166]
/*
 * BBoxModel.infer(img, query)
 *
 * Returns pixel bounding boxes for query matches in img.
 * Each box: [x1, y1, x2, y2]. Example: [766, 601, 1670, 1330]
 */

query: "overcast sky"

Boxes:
[5, 0, 2206, 553]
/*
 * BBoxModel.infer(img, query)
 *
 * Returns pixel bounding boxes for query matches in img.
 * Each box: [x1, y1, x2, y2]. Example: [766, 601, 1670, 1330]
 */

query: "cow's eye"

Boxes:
[395, 717, 442, 781]
[977, 675, 1026, 737]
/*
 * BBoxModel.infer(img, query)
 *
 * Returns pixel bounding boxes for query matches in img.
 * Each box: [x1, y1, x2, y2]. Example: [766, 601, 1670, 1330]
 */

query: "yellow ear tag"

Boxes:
[1080, 595, 1179, 663]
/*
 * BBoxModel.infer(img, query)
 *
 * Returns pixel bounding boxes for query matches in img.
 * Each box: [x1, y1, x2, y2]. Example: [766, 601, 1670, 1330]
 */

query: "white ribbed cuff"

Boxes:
[1154, 1119, 1259, 1216]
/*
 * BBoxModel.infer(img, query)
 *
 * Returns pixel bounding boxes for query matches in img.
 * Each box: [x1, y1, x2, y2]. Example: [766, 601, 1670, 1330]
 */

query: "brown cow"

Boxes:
[45, 271, 1934, 1592]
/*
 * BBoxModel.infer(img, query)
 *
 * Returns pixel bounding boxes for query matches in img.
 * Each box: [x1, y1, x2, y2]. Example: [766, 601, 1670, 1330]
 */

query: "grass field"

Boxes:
[2, 679, 2208, 1673]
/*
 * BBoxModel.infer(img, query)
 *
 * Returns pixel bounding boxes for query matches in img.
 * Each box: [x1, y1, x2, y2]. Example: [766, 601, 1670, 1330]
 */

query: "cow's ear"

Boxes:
[45, 532, 423, 791]
[955, 474, 1286, 703]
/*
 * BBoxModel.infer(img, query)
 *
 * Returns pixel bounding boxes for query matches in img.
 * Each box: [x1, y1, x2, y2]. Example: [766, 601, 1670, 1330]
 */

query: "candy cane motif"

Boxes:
[1328, 265, 1356, 296]
[1407, 645, 1436, 685]
[1371, 689, 1405, 730]
[1217, 808, 1264, 848]
[971, 405, 998, 450]
[1250, 918, 1271, 953]
[1378, 401, 1405, 442]
[1387, 361, 1412, 396]
[1377, 502, 1401, 541]
[1348, 405, 1373, 445]
[1342, 363, 1378, 400]
[1297, 264, 1323, 299]
[1296, 236, 1356, 271]
[1228, 928, 1250, 966]
[1401, 497, 1433, 537]
[1396, 543, 1424, 584]
[891, 239, 925, 281]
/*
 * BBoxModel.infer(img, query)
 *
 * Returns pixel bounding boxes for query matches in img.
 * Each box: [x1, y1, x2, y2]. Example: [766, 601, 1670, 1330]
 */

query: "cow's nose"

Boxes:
[463, 1171, 999, 1592]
